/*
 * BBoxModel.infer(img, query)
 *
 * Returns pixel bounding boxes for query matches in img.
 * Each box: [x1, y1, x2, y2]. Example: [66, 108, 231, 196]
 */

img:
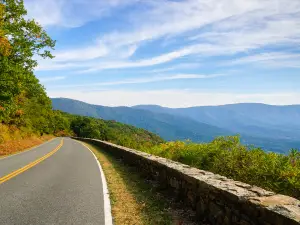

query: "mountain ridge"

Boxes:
[133, 104, 300, 138]
[52, 98, 300, 153]
[52, 98, 231, 142]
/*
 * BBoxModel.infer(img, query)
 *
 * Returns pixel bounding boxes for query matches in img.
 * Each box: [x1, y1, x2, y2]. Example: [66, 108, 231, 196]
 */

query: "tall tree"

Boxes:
[0, 0, 55, 131]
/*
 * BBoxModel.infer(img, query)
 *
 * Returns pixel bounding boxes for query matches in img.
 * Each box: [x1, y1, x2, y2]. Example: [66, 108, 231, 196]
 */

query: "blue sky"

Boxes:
[25, 0, 300, 107]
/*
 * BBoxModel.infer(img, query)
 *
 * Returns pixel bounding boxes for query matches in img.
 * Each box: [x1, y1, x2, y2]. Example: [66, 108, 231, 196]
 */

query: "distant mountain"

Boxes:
[134, 104, 300, 153]
[52, 98, 300, 153]
[134, 104, 300, 139]
[52, 98, 231, 142]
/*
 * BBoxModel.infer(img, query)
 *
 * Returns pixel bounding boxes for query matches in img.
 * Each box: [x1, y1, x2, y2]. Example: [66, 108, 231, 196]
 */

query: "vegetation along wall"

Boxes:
[74, 137, 300, 225]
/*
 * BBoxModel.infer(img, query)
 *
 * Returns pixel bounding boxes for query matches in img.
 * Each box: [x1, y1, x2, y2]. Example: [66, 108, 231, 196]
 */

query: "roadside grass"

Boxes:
[0, 135, 53, 157]
[83, 142, 175, 225]
[0, 124, 53, 157]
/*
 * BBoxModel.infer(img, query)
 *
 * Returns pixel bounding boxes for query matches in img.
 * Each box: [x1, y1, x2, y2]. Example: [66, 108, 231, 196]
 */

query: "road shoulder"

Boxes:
[0, 135, 54, 158]
[81, 141, 174, 225]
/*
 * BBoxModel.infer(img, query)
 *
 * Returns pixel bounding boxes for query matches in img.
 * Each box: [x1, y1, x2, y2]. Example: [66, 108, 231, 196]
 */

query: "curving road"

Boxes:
[0, 138, 108, 225]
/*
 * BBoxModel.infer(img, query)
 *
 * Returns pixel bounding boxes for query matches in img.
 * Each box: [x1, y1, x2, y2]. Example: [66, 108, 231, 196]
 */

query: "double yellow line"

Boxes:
[0, 139, 64, 185]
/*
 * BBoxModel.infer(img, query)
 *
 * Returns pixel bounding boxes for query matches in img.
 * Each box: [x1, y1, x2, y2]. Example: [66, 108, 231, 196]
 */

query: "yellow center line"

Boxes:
[0, 139, 64, 185]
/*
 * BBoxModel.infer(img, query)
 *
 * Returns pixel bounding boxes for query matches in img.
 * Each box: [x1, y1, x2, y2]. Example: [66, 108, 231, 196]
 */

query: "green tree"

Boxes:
[0, 0, 55, 131]
[0, 4, 11, 56]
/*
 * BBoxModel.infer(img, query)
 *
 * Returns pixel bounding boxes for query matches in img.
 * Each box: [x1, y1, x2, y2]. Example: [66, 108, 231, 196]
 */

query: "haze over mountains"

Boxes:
[52, 98, 300, 153]
[134, 104, 300, 140]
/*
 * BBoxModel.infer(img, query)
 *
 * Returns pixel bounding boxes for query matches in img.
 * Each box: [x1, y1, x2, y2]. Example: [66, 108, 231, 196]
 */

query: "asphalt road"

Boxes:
[0, 138, 106, 225]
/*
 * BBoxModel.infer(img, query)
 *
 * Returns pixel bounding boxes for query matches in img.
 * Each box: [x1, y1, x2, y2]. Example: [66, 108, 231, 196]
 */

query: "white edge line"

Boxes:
[0, 138, 58, 161]
[78, 141, 113, 225]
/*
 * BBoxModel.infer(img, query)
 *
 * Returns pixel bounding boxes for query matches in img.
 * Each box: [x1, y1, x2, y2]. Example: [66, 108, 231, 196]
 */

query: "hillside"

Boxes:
[52, 98, 232, 142]
[63, 112, 164, 149]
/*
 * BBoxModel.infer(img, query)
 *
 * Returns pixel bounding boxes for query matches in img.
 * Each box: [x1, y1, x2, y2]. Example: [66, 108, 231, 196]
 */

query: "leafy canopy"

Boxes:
[0, 0, 55, 133]
[0, 3, 11, 56]
[0, 0, 55, 69]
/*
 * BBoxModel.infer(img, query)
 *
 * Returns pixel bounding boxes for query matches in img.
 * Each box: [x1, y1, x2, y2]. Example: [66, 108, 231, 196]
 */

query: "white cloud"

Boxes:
[25, 0, 139, 27]
[147, 63, 202, 73]
[69, 41, 270, 73]
[192, 19, 300, 52]
[39, 76, 66, 82]
[49, 73, 225, 88]
[118, 45, 138, 59]
[51, 42, 249, 73]
[38, 44, 200, 72]
[38, 39, 260, 72]
[267, 60, 300, 69]
[54, 45, 109, 62]
[36, 61, 86, 71]
[25, 0, 63, 27]
[48, 89, 300, 107]
[36, 43, 140, 71]
[79, 47, 197, 72]
[224, 52, 300, 68]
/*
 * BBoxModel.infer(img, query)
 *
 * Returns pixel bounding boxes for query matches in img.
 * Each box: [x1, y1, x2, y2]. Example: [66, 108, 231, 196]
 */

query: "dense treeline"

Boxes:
[61, 112, 164, 149]
[0, 0, 55, 134]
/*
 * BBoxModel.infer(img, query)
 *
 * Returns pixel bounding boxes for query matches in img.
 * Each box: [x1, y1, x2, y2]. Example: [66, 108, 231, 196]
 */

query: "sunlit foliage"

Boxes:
[0, 0, 55, 132]
[0, 4, 11, 56]
[66, 113, 163, 149]
[143, 136, 300, 199]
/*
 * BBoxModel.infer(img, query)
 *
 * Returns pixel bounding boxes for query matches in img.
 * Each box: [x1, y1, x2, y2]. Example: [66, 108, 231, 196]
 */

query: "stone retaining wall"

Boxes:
[74, 137, 300, 225]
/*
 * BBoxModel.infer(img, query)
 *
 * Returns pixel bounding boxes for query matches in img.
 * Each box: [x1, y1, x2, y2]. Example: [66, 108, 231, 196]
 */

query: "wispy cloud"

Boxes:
[49, 73, 225, 88]
[37, 45, 203, 72]
[39, 76, 66, 82]
[147, 63, 202, 73]
[25, 0, 139, 27]
[54, 45, 109, 62]
[78, 47, 198, 73]
[40, 42, 249, 72]
[224, 52, 300, 68]
[36, 61, 86, 71]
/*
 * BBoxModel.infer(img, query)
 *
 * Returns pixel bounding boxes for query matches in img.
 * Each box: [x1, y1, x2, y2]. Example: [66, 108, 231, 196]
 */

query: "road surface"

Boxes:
[0, 138, 108, 225]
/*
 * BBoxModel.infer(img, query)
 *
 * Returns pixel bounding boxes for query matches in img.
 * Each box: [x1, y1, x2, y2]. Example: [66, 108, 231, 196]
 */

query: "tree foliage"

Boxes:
[145, 136, 300, 199]
[0, 4, 11, 56]
[0, 0, 55, 132]
[66, 113, 163, 149]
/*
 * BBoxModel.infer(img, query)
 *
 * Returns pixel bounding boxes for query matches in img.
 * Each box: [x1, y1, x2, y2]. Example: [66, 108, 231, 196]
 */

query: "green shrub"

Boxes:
[142, 136, 300, 199]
